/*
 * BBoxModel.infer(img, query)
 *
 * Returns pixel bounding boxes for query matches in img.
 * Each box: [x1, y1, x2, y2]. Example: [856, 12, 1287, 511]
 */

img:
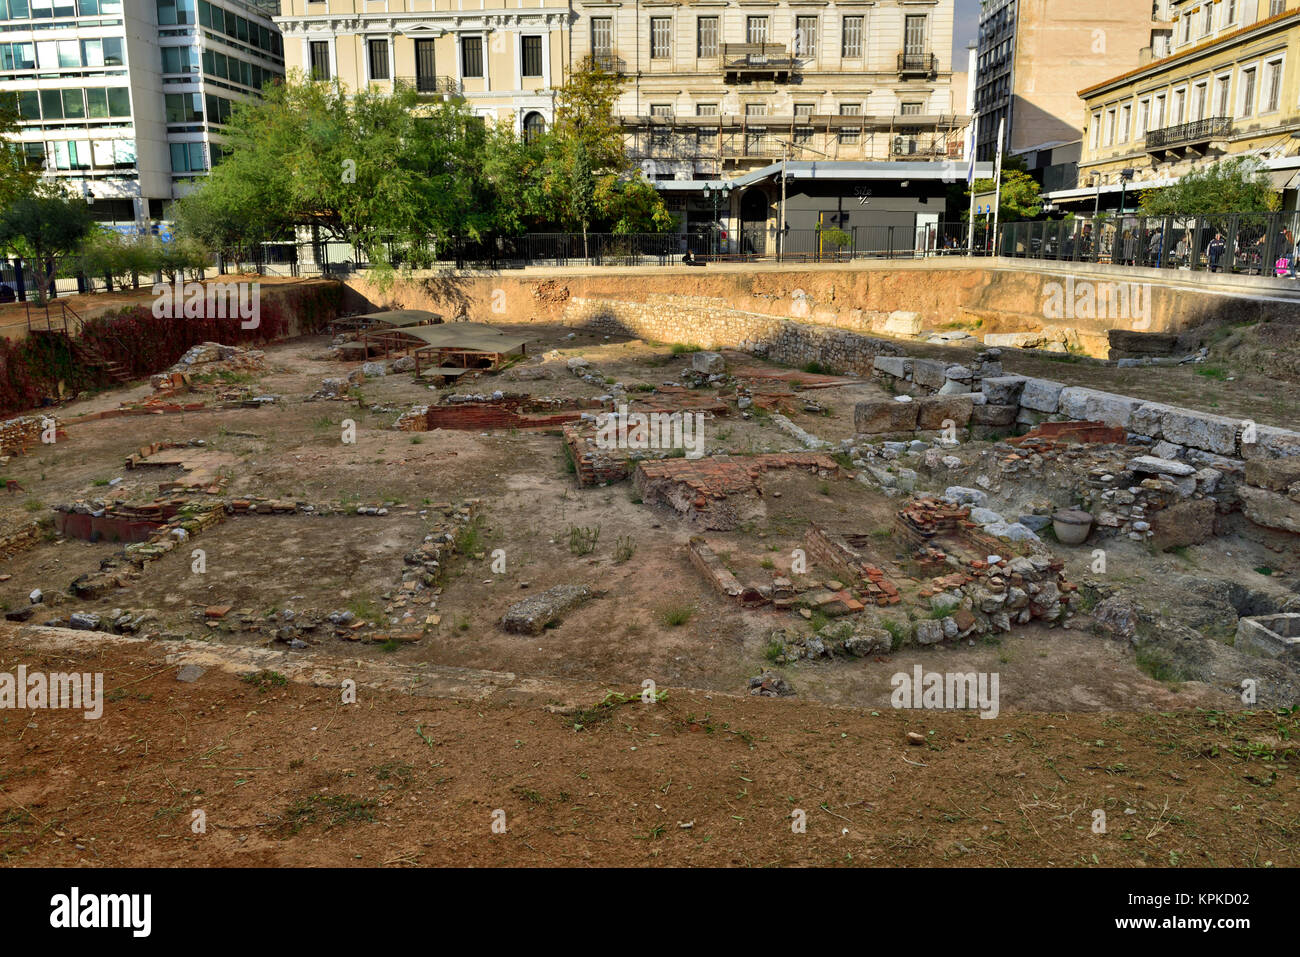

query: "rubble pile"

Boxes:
[0, 414, 56, 458]
[150, 342, 265, 391]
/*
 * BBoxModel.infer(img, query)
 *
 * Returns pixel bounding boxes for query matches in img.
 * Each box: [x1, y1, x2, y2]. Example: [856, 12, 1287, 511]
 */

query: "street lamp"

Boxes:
[1118, 167, 1135, 216]
[702, 181, 731, 259]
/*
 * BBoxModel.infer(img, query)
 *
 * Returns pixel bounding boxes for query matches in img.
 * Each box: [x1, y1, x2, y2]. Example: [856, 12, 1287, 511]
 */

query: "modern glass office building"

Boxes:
[0, 0, 283, 226]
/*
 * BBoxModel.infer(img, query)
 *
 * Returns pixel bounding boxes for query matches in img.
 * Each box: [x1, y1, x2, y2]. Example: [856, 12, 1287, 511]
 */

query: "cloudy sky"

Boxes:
[954, 0, 980, 62]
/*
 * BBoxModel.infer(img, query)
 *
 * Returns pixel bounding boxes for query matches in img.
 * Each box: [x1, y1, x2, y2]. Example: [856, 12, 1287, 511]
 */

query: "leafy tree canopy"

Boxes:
[0, 92, 40, 213]
[171, 67, 675, 262]
[0, 190, 95, 303]
[965, 168, 1043, 223]
[1137, 157, 1280, 216]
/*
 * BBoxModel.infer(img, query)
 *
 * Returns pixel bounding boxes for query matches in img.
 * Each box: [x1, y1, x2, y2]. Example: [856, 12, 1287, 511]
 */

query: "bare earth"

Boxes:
[0, 321, 1296, 867]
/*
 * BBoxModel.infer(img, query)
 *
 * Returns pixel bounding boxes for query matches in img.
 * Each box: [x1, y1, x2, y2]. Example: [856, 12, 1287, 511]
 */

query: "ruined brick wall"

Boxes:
[397, 395, 605, 432]
[0, 521, 42, 560]
[803, 524, 860, 583]
[422, 405, 584, 431]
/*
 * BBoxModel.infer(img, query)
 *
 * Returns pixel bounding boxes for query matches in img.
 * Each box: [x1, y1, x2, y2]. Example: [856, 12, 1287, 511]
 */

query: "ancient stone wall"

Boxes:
[344, 261, 1300, 360]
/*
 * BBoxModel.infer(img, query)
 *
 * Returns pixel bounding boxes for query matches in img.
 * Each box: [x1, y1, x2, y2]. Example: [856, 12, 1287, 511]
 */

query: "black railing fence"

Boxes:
[3, 212, 1294, 304]
[0, 222, 984, 301]
[998, 211, 1300, 277]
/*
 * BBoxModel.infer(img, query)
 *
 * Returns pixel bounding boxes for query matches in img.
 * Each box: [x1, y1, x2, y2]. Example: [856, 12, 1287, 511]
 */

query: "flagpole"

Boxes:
[991, 117, 1005, 257]
[966, 111, 979, 254]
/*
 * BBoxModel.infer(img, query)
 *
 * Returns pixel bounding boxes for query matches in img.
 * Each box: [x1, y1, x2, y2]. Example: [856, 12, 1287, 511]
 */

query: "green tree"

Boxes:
[0, 191, 94, 303]
[1138, 156, 1279, 215]
[965, 168, 1042, 223]
[0, 93, 40, 213]
[172, 74, 513, 268]
[541, 64, 674, 246]
[170, 68, 673, 265]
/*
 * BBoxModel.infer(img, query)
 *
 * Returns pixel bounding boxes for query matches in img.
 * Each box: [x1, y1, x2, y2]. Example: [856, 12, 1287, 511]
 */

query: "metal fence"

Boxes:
[9, 212, 1293, 304]
[1, 224, 991, 302]
[998, 212, 1300, 277]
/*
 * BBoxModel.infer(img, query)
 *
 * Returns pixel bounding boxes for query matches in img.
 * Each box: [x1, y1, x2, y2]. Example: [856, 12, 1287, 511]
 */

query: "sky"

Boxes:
[954, 0, 980, 66]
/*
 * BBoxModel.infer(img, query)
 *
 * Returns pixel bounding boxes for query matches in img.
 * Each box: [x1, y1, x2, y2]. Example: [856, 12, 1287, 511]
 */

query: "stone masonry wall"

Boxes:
[865, 353, 1300, 536]
[563, 295, 903, 376]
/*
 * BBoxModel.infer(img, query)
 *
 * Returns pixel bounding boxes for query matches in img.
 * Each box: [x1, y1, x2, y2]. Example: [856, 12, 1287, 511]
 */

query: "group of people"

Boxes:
[1201, 227, 1298, 276]
[1096, 225, 1298, 276]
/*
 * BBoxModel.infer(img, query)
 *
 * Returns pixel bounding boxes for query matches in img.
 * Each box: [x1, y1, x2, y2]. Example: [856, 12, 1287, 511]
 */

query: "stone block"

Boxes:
[1159, 407, 1240, 455]
[1128, 402, 1176, 439]
[1239, 485, 1300, 534]
[1018, 378, 1065, 414]
[1151, 499, 1217, 550]
[883, 311, 922, 336]
[854, 399, 918, 434]
[872, 355, 912, 378]
[1057, 387, 1144, 429]
[1129, 455, 1196, 477]
[983, 331, 1062, 349]
[501, 585, 595, 635]
[1236, 614, 1300, 660]
[971, 404, 1017, 427]
[916, 395, 974, 430]
[692, 351, 726, 374]
[1245, 456, 1300, 492]
[1242, 424, 1300, 461]
[913, 619, 945, 645]
[912, 358, 948, 390]
[980, 375, 1028, 405]
[944, 486, 987, 506]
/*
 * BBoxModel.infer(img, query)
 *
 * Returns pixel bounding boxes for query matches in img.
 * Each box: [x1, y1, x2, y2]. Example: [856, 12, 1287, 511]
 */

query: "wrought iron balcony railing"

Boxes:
[1145, 116, 1232, 150]
[721, 43, 797, 79]
[394, 75, 462, 96]
[583, 53, 628, 74]
[897, 52, 937, 75]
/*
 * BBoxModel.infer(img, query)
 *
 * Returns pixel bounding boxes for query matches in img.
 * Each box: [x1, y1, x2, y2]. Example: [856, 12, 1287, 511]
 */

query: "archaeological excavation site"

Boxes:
[1, 261, 1298, 870]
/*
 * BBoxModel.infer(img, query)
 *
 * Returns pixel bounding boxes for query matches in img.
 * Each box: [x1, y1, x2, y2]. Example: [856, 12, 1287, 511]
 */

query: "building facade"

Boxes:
[974, 0, 1174, 164]
[1061, 0, 1300, 213]
[274, 0, 567, 134]
[274, 1, 969, 254]
[0, 0, 284, 226]
[570, 0, 961, 181]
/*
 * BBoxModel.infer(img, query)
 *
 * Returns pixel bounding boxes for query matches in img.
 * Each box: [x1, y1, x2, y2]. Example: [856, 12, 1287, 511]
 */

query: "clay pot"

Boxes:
[1052, 508, 1093, 546]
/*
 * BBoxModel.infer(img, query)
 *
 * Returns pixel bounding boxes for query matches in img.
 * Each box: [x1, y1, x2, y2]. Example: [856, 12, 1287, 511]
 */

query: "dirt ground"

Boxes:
[0, 629, 1295, 868]
[0, 318, 1297, 867]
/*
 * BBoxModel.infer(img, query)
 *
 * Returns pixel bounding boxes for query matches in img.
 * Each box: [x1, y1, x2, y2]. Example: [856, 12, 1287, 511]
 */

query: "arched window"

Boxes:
[523, 111, 546, 143]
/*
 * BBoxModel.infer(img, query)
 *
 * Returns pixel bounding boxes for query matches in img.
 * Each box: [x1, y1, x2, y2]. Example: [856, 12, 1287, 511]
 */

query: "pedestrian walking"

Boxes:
[1207, 232, 1226, 272]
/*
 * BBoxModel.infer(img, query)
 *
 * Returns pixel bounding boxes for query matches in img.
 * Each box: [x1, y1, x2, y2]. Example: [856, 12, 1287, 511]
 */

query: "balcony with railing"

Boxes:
[1144, 115, 1232, 152]
[395, 75, 462, 98]
[582, 53, 628, 74]
[721, 43, 797, 83]
[897, 52, 938, 77]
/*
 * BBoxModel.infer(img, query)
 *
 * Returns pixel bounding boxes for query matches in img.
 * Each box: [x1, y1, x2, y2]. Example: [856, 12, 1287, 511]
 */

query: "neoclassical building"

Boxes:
[274, 1, 971, 254]
[276, 0, 962, 173]
[571, 0, 961, 179]
[275, 0, 568, 134]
